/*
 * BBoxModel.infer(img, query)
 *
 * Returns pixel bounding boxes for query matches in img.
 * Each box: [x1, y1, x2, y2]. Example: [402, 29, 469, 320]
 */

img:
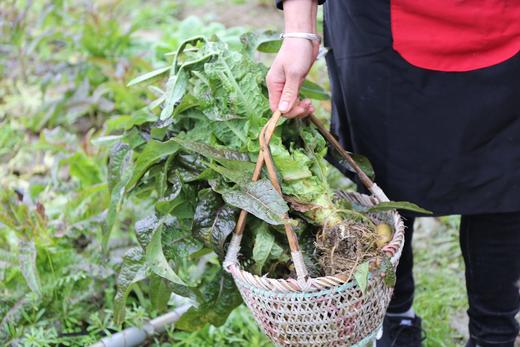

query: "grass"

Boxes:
[414, 216, 468, 346]
[161, 306, 272, 347]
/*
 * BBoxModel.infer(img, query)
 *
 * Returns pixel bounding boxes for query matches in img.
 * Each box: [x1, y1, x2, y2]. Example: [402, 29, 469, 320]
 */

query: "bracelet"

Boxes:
[280, 32, 321, 44]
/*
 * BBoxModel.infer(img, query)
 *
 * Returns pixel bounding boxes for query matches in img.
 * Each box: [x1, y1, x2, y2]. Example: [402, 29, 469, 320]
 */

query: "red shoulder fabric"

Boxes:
[391, 0, 520, 72]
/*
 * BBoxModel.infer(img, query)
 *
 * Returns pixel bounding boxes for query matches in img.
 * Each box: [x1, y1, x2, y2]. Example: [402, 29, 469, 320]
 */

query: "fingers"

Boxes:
[266, 37, 317, 117]
[265, 41, 316, 118]
[277, 70, 301, 113]
[266, 65, 314, 118]
[283, 99, 315, 119]
[266, 66, 285, 113]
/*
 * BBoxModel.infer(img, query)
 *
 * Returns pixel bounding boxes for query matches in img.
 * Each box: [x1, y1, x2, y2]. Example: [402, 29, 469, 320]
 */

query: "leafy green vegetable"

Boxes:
[175, 271, 242, 332]
[218, 179, 290, 226]
[103, 143, 135, 250]
[150, 274, 173, 312]
[115, 35, 358, 325]
[193, 189, 237, 257]
[146, 223, 187, 286]
[354, 261, 370, 294]
[114, 248, 149, 324]
[381, 256, 396, 288]
[116, 33, 427, 330]
[252, 224, 275, 274]
[127, 66, 171, 87]
[367, 201, 433, 215]
[300, 79, 330, 101]
[126, 139, 180, 191]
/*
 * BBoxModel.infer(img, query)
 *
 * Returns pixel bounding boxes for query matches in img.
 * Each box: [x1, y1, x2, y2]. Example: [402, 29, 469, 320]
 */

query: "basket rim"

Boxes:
[224, 191, 406, 293]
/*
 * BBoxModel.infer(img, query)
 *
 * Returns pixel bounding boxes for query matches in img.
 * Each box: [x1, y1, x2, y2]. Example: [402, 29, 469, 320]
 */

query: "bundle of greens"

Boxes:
[108, 34, 429, 330]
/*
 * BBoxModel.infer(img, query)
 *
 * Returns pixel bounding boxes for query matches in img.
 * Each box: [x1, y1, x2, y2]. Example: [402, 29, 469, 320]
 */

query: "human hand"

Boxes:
[266, 38, 319, 118]
[266, 0, 319, 118]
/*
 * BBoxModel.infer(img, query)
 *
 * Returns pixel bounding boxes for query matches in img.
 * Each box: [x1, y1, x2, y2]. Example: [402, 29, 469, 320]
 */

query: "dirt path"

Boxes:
[179, 1, 283, 31]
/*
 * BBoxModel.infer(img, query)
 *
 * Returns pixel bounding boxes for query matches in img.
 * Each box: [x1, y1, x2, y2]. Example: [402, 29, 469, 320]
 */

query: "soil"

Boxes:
[179, 1, 283, 31]
[315, 219, 380, 278]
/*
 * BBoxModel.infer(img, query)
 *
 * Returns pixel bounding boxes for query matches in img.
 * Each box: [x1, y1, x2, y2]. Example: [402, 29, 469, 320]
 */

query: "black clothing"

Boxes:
[377, 315, 425, 347]
[387, 216, 415, 313]
[280, 0, 520, 215]
[391, 213, 520, 347]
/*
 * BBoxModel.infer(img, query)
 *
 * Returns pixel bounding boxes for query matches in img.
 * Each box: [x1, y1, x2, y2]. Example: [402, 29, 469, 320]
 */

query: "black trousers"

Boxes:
[388, 212, 520, 347]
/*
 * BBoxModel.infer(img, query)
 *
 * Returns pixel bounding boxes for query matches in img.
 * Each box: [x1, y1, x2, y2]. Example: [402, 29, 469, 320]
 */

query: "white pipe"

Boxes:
[89, 304, 191, 347]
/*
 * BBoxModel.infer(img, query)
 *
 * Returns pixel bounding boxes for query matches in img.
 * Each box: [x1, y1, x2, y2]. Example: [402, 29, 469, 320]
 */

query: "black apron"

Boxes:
[322, 0, 520, 216]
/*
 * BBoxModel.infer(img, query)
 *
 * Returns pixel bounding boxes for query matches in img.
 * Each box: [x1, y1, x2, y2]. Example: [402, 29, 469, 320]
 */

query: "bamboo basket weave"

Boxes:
[223, 113, 405, 347]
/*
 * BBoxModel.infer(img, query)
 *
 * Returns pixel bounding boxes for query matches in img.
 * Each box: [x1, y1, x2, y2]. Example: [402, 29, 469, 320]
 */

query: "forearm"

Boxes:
[267, 0, 319, 116]
[283, 0, 318, 34]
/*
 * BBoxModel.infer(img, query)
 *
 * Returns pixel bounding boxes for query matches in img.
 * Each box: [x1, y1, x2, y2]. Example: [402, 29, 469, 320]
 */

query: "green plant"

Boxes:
[111, 32, 430, 334]
[164, 306, 272, 347]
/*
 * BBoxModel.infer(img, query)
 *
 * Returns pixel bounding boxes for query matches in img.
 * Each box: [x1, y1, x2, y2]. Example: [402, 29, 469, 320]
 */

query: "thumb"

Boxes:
[278, 74, 301, 113]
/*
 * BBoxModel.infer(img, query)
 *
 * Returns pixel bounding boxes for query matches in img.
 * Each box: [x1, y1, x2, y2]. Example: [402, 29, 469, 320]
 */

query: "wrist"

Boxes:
[283, 0, 318, 34]
[281, 32, 321, 44]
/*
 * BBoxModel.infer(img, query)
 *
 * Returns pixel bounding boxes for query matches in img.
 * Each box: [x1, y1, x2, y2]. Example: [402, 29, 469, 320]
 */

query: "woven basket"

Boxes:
[223, 113, 405, 347]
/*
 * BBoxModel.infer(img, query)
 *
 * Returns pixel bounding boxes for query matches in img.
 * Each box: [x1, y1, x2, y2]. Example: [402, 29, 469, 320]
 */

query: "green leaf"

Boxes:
[240, 31, 281, 54]
[155, 173, 185, 215]
[18, 240, 41, 296]
[114, 247, 148, 324]
[252, 224, 274, 274]
[103, 143, 134, 251]
[121, 128, 147, 149]
[0, 210, 17, 231]
[367, 201, 433, 215]
[351, 153, 375, 180]
[150, 274, 173, 312]
[207, 163, 248, 185]
[219, 179, 290, 225]
[134, 214, 159, 249]
[354, 261, 369, 294]
[175, 139, 249, 162]
[175, 139, 255, 181]
[160, 37, 215, 121]
[126, 139, 180, 191]
[300, 79, 330, 100]
[172, 95, 199, 118]
[381, 256, 396, 288]
[202, 47, 268, 120]
[65, 152, 102, 186]
[160, 67, 189, 121]
[329, 150, 376, 181]
[257, 39, 282, 53]
[107, 142, 131, 193]
[105, 111, 158, 133]
[127, 66, 171, 87]
[271, 143, 313, 181]
[176, 271, 242, 331]
[146, 225, 186, 286]
[192, 189, 237, 257]
[203, 107, 244, 122]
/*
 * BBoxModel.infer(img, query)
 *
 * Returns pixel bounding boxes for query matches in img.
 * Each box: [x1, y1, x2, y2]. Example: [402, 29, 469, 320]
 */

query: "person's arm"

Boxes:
[266, 0, 319, 118]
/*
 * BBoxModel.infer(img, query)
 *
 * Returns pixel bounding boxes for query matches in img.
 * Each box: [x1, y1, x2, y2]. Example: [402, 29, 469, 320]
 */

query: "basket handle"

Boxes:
[308, 115, 389, 202]
[258, 113, 309, 280]
[224, 111, 309, 282]
[223, 111, 390, 283]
